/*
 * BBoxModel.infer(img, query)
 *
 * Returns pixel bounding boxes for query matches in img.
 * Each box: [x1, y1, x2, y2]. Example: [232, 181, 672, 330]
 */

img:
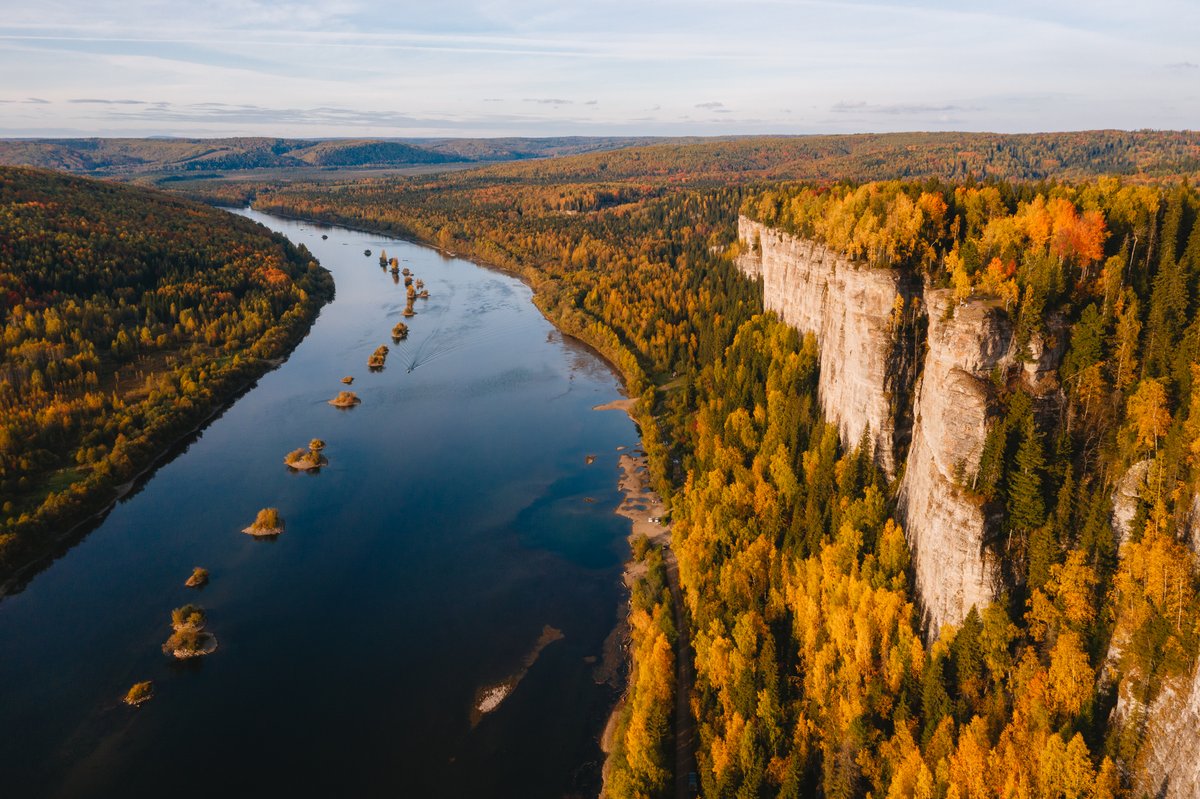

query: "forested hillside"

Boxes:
[474, 130, 1200, 184]
[0, 136, 668, 177]
[170, 144, 1200, 796]
[0, 167, 333, 582]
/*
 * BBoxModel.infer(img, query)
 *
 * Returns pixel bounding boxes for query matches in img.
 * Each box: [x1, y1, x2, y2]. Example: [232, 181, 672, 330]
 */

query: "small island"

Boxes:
[363, 249, 371, 257]
[341, 376, 354, 384]
[184, 567, 209, 588]
[418, 289, 430, 299]
[414, 279, 424, 290]
[368, 344, 389, 370]
[284, 442, 328, 471]
[328, 390, 361, 408]
[391, 322, 408, 341]
[401, 266, 411, 276]
[124, 681, 154, 706]
[243, 506, 285, 536]
[163, 604, 218, 659]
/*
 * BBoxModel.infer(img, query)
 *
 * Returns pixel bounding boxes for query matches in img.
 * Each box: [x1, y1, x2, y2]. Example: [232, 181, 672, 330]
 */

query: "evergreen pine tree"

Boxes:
[1007, 414, 1047, 535]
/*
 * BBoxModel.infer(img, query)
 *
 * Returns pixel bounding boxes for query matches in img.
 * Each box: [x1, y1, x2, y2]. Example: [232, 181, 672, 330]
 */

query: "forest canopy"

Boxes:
[0, 167, 332, 579]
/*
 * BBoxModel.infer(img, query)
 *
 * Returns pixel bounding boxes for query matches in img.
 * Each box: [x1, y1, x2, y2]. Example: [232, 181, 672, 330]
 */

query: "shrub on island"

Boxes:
[244, 507, 285, 536]
[171, 603, 206, 631]
[284, 444, 327, 471]
[124, 681, 154, 706]
[163, 625, 217, 659]
[185, 567, 209, 588]
[368, 345, 389, 369]
[328, 391, 360, 408]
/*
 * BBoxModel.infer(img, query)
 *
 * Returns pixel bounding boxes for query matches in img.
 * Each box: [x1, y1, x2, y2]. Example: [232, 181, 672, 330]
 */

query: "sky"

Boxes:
[0, 0, 1198, 138]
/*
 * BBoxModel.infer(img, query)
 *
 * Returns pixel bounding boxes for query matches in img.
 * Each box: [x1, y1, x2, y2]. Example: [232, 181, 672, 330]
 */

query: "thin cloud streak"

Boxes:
[0, 0, 1197, 136]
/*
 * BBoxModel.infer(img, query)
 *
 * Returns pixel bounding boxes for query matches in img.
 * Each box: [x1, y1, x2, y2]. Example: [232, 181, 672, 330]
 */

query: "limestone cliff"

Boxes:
[737, 217, 1062, 633]
[1109, 480, 1200, 799]
[895, 290, 1016, 631]
[1115, 657, 1200, 799]
[738, 216, 1200, 793]
[736, 217, 920, 477]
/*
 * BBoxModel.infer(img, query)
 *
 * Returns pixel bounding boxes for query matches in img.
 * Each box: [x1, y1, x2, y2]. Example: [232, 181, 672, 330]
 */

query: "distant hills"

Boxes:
[2, 131, 1196, 185]
[0, 136, 668, 176]
[480, 130, 1200, 184]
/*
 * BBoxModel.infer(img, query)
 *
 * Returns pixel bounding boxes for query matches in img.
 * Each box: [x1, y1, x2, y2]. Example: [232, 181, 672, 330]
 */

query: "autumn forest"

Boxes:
[3, 129, 1200, 798]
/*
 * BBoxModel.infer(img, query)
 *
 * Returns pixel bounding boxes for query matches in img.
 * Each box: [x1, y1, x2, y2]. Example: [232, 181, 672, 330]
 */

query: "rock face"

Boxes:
[1112, 490, 1200, 799]
[1115, 664, 1200, 799]
[895, 290, 1015, 632]
[1110, 459, 1152, 549]
[737, 218, 1064, 634]
[736, 217, 919, 477]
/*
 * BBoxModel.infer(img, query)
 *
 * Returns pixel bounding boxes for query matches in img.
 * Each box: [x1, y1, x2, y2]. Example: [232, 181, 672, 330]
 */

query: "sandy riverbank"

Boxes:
[592, 397, 638, 414]
[595, 395, 674, 795]
[613, 452, 670, 584]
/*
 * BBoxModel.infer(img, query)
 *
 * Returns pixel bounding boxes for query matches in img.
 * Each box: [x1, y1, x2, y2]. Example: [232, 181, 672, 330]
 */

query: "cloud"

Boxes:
[104, 100, 444, 128]
[24, 97, 49, 104]
[69, 98, 150, 104]
[2, 1, 1198, 136]
[90, 99, 613, 133]
[831, 101, 978, 116]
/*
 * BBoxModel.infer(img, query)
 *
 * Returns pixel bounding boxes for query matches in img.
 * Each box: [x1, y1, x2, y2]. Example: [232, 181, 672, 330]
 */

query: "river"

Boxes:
[0, 209, 637, 798]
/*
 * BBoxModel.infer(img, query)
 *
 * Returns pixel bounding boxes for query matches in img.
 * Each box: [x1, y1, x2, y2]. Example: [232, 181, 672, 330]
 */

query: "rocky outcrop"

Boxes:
[736, 217, 920, 477]
[896, 291, 1063, 632]
[1110, 487, 1200, 799]
[1111, 459, 1152, 549]
[895, 291, 1015, 632]
[738, 218, 1065, 634]
[1114, 663, 1200, 799]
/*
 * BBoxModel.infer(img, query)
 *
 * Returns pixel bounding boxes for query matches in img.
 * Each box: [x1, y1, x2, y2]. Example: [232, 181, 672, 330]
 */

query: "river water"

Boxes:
[0, 210, 637, 798]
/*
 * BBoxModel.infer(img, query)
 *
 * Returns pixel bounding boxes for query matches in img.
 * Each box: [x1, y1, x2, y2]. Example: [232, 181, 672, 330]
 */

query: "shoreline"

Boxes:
[595, 404, 672, 796]
[0, 351, 308, 601]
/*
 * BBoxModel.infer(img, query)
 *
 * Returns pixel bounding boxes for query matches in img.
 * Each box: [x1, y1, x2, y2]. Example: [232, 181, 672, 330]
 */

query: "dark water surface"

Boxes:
[0, 210, 637, 798]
